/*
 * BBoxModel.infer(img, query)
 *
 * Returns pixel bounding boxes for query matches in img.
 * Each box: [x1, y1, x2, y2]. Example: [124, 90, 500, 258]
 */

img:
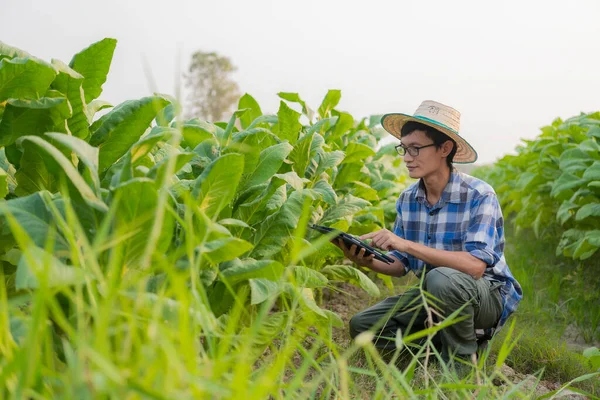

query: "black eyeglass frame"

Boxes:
[394, 143, 437, 157]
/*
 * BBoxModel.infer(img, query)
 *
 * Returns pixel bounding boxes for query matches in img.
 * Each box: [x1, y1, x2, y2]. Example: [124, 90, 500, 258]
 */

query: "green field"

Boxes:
[0, 38, 598, 399]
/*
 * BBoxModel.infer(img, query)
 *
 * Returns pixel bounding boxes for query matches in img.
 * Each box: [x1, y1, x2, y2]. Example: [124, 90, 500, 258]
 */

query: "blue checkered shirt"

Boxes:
[388, 170, 522, 330]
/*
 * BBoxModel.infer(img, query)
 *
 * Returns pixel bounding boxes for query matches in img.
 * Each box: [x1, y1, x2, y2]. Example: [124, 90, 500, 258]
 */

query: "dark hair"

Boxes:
[400, 121, 456, 168]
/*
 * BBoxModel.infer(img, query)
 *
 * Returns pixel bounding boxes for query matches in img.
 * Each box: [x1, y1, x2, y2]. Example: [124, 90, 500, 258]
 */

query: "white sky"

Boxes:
[2, 0, 599, 164]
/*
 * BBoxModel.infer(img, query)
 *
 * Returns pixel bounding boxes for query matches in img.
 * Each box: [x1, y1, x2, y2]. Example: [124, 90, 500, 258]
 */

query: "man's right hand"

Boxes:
[334, 239, 376, 268]
[332, 238, 407, 278]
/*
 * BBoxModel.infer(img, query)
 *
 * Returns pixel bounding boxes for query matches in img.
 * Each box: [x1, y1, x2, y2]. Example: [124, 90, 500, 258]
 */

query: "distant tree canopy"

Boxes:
[184, 51, 240, 121]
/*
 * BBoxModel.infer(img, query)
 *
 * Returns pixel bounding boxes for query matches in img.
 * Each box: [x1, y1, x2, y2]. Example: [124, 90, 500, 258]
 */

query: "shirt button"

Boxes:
[429, 211, 434, 216]
[427, 235, 431, 240]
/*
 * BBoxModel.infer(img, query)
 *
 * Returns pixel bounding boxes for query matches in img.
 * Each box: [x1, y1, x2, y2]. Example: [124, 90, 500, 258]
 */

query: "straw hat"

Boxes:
[381, 100, 477, 164]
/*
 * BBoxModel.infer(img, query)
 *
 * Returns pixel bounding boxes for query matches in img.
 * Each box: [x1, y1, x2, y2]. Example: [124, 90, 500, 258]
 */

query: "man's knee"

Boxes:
[425, 267, 466, 300]
[349, 313, 366, 338]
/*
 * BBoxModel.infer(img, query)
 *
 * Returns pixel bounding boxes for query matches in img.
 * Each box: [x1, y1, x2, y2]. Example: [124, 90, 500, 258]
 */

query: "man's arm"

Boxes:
[360, 230, 487, 279]
[335, 240, 407, 277]
[403, 241, 486, 279]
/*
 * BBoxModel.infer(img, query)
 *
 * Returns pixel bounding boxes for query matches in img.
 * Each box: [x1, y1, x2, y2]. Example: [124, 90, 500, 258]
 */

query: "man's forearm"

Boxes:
[363, 257, 406, 277]
[404, 241, 486, 278]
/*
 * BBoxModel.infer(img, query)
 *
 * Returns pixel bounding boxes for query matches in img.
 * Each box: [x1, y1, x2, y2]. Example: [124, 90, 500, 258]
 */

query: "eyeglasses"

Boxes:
[395, 143, 437, 157]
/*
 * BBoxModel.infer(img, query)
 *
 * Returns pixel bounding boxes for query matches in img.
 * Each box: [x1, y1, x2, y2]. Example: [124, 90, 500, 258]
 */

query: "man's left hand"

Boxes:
[360, 229, 410, 252]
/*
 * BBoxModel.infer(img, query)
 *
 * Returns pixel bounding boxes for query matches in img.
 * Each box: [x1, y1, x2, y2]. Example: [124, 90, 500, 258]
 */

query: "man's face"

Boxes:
[400, 130, 446, 179]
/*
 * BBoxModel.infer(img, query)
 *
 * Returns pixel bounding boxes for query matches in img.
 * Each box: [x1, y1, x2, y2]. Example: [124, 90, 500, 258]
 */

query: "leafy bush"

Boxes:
[0, 38, 422, 396]
[474, 113, 600, 260]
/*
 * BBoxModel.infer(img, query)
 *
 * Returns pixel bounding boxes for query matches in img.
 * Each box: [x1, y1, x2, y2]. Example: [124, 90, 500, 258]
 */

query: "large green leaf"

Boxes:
[272, 171, 308, 192]
[242, 142, 293, 189]
[19, 136, 106, 211]
[572, 235, 600, 260]
[556, 201, 578, 225]
[220, 259, 284, 285]
[50, 59, 88, 139]
[234, 180, 285, 225]
[585, 230, 600, 247]
[238, 93, 263, 130]
[575, 203, 600, 221]
[0, 93, 72, 147]
[331, 110, 354, 139]
[290, 265, 328, 288]
[250, 190, 309, 258]
[180, 124, 214, 149]
[579, 139, 600, 154]
[288, 132, 313, 178]
[131, 127, 179, 165]
[15, 140, 59, 196]
[275, 100, 301, 144]
[351, 181, 379, 201]
[321, 265, 380, 297]
[315, 150, 345, 176]
[247, 115, 278, 130]
[192, 153, 244, 218]
[85, 99, 112, 123]
[307, 117, 337, 135]
[112, 178, 173, 265]
[265, 185, 287, 214]
[320, 194, 371, 225]
[334, 163, 363, 189]
[227, 128, 280, 175]
[342, 142, 376, 164]
[550, 173, 587, 200]
[69, 38, 117, 103]
[559, 148, 592, 174]
[104, 127, 180, 187]
[147, 151, 194, 185]
[16, 245, 85, 290]
[312, 179, 337, 204]
[278, 92, 313, 119]
[0, 192, 69, 252]
[45, 132, 100, 191]
[249, 312, 288, 346]
[155, 102, 178, 127]
[317, 89, 341, 118]
[220, 109, 248, 147]
[583, 161, 600, 181]
[0, 41, 31, 60]
[0, 57, 56, 102]
[249, 278, 280, 305]
[89, 96, 170, 173]
[306, 133, 325, 178]
[200, 237, 253, 264]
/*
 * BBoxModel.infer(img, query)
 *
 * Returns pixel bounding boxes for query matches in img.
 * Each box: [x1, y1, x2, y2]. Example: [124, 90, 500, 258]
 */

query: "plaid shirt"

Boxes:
[388, 170, 522, 329]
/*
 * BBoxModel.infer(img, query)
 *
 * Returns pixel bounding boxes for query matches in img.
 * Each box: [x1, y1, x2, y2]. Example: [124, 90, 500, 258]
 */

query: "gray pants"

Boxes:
[349, 267, 503, 357]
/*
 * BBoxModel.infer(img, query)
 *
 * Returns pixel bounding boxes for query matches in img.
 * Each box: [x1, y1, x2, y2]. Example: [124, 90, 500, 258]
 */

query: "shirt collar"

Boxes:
[415, 170, 466, 205]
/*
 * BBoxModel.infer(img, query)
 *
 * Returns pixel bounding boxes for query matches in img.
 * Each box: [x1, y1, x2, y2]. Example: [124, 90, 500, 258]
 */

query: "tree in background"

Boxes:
[184, 51, 240, 121]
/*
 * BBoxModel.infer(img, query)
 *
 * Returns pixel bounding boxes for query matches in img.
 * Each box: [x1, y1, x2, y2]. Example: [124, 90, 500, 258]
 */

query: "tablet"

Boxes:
[309, 224, 395, 264]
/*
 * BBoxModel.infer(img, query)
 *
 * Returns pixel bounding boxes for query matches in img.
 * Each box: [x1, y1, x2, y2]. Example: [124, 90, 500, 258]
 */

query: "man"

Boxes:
[338, 100, 522, 363]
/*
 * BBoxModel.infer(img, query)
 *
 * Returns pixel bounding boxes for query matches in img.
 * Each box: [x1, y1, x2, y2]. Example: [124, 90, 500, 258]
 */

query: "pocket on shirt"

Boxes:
[439, 232, 465, 251]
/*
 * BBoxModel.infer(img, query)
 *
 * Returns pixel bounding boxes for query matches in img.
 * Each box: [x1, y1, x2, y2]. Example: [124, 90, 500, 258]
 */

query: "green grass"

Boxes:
[2, 199, 599, 398]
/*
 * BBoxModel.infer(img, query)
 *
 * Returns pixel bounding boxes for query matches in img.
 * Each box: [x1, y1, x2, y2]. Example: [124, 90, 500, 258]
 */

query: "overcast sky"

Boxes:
[2, 0, 599, 164]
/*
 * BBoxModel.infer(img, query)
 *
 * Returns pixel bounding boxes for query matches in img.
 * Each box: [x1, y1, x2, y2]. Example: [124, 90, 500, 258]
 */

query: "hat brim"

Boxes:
[381, 113, 478, 164]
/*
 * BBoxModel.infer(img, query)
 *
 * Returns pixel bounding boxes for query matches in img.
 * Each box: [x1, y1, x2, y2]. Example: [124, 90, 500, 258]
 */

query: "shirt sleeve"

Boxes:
[465, 192, 504, 267]
[388, 198, 410, 273]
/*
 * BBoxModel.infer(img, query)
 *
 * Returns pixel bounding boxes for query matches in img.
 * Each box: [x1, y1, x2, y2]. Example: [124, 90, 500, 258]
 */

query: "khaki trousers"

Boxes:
[349, 267, 503, 358]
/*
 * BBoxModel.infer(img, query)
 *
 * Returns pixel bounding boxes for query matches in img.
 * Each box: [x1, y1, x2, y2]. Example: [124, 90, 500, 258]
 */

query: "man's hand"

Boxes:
[333, 239, 375, 268]
[360, 229, 410, 252]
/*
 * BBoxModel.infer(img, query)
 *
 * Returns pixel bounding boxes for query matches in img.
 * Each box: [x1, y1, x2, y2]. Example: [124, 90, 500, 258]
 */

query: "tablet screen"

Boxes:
[309, 224, 394, 264]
